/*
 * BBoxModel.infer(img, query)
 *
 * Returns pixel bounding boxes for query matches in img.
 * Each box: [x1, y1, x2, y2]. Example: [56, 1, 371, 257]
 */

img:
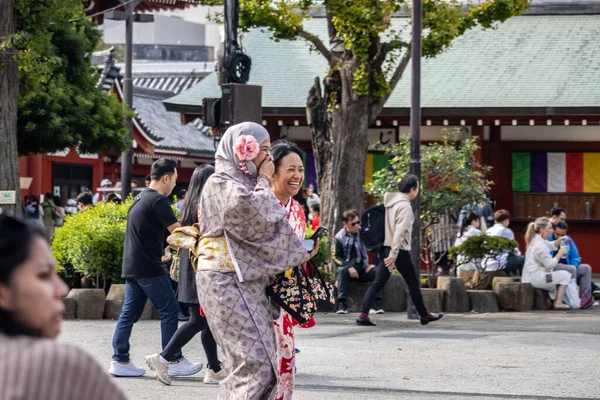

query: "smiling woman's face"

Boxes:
[0, 236, 68, 338]
[271, 152, 305, 200]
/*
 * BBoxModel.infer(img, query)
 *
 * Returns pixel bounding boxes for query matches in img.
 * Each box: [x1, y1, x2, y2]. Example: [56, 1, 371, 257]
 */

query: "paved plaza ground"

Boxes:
[60, 309, 600, 400]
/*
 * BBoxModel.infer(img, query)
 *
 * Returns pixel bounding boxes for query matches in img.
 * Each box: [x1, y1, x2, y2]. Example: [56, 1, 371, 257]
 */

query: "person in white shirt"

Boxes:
[485, 210, 524, 275]
[522, 217, 571, 310]
[454, 211, 482, 280]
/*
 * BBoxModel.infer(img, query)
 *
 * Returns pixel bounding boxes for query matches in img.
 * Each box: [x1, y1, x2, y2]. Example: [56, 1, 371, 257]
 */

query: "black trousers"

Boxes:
[337, 266, 383, 302]
[361, 247, 429, 318]
[161, 303, 220, 371]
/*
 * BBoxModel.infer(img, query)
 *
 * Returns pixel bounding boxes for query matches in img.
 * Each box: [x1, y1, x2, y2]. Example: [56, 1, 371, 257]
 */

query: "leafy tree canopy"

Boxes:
[200, 0, 529, 106]
[367, 130, 493, 230]
[2, 0, 131, 155]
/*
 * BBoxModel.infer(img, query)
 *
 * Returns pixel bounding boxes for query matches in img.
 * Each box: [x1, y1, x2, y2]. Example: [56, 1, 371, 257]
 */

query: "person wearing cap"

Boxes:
[94, 179, 113, 204]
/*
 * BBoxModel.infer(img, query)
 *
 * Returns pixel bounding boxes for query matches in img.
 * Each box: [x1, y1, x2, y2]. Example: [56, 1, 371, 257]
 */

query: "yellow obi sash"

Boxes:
[167, 224, 235, 273]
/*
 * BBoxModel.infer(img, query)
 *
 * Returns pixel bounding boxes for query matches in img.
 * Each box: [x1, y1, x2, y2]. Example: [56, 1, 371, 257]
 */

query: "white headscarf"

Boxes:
[214, 122, 270, 179]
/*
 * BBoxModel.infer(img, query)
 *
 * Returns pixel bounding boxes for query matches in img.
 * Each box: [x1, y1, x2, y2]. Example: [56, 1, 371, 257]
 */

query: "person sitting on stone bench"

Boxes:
[522, 217, 571, 310]
[485, 210, 524, 276]
[454, 210, 482, 284]
[333, 209, 381, 314]
[549, 221, 598, 309]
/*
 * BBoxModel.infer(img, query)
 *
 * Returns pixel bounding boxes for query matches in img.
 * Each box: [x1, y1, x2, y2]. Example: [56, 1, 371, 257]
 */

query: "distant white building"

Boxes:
[101, 13, 221, 62]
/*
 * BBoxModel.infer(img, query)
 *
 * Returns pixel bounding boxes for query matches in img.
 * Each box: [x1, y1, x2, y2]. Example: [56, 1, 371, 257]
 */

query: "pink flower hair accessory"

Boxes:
[233, 135, 260, 161]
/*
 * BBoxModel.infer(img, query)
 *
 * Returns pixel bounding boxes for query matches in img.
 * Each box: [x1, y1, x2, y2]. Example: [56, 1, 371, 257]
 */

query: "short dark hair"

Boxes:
[551, 207, 567, 217]
[76, 192, 93, 206]
[342, 209, 359, 223]
[555, 221, 569, 231]
[270, 140, 304, 172]
[144, 175, 151, 181]
[494, 209, 511, 223]
[106, 193, 121, 204]
[150, 159, 177, 181]
[45, 192, 53, 199]
[397, 174, 419, 194]
[311, 204, 320, 213]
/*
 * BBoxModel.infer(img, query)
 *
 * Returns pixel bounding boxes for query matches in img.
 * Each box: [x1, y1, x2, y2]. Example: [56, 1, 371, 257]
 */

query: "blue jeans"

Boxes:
[112, 276, 181, 362]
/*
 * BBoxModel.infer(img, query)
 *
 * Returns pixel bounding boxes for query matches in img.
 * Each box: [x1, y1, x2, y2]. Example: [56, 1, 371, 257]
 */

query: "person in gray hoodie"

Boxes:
[357, 174, 444, 326]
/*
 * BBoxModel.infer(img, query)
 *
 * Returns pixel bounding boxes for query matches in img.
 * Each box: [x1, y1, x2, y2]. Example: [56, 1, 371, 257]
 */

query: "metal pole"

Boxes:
[120, 0, 135, 200]
[408, 0, 422, 320]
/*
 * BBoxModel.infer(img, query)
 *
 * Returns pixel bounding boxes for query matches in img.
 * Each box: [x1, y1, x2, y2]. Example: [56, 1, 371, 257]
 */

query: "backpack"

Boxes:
[360, 204, 386, 252]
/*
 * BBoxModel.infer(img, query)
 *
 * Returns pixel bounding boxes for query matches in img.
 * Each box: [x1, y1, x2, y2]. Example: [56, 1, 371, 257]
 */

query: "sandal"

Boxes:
[553, 304, 571, 310]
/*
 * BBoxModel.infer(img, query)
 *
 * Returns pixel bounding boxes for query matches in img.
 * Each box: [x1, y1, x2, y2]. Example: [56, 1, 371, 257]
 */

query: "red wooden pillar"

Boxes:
[471, 125, 484, 166]
[28, 154, 44, 196]
[487, 125, 513, 214]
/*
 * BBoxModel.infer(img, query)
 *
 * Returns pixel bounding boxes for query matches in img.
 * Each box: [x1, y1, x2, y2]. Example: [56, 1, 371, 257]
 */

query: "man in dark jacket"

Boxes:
[333, 209, 381, 314]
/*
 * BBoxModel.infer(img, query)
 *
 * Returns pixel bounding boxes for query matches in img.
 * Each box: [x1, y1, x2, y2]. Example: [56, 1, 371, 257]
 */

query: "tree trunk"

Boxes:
[307, 61, 370, 238]
[0, 0, 20, 216]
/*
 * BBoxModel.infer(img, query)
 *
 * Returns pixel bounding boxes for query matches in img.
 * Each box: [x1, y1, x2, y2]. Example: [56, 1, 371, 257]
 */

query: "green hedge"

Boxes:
[53, 199, 131, 284]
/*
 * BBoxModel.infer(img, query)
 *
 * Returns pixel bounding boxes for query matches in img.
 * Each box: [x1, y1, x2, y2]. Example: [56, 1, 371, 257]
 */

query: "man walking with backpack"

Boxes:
[357, 174, 443, 327]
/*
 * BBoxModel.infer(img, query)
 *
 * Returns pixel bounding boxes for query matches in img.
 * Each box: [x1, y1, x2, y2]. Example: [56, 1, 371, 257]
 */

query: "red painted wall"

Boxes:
[485, 135, 600, 273]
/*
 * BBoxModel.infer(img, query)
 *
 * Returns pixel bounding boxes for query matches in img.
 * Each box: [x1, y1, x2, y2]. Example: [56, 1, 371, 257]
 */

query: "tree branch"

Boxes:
[297, 28, 331, 63]
[369, 48, 411, 123]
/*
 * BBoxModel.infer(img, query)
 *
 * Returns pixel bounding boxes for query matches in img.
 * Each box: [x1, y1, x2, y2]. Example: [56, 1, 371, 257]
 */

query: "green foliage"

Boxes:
[449, 235, 518, 271]
[366, 129, 493, 230]
[202, 0, 529, 102]
[0, 0, 131, 155]
[53, 200, 131, 284]
[306, 225, 330, 267]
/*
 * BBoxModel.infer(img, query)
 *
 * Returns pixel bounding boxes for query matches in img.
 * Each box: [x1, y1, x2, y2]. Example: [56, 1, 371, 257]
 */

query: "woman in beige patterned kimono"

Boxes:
[196, 122, 311, 400]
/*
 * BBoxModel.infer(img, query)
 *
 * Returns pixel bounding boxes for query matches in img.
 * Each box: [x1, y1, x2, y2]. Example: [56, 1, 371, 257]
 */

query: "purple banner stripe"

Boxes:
[530, 152, 548, 192]
[305, 151, 318, 191]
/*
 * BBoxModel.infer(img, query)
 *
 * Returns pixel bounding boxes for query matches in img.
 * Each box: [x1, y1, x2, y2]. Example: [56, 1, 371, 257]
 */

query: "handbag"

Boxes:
[306, 261, 336, 313]
[266, 266, 316, 324]
[169, 250, 181, 282]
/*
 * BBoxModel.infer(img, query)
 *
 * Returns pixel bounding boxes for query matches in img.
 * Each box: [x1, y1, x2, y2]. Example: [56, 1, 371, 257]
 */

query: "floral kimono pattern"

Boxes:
[274, 198, 311, 400]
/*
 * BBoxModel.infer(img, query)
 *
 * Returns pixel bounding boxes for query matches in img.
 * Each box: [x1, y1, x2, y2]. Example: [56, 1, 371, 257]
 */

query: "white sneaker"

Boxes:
[168, 356, 203, 377]
[145, 354, 171, 385]
[108, 360, 146, 377]
[369, 308, 385, 315]
[592, 301, 599, 307]
[203, 367, 227, 384]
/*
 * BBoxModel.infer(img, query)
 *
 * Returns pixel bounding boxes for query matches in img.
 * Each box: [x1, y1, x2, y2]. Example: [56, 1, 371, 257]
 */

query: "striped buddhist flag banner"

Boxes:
[512, 152, 599, 193]
[365, 153, 389, 185]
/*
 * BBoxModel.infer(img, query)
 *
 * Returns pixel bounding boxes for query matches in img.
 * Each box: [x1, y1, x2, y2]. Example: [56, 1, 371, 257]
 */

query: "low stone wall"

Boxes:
[62, 275, 560, 320]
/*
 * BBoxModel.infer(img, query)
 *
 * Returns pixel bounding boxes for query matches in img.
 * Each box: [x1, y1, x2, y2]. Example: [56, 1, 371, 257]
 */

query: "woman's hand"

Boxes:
[556, 246, 568, 259]
[384, 256, 396, 272]
[309, 238, 320, 258]
[258, 155, 275, 178]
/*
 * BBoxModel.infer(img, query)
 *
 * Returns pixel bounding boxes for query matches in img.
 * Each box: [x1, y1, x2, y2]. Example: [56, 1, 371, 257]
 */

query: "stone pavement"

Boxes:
[59, 309, 600, 400]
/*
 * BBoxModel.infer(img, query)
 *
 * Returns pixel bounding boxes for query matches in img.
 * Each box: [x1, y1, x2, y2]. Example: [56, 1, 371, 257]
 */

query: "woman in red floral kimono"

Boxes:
[270, 140, 319, 400]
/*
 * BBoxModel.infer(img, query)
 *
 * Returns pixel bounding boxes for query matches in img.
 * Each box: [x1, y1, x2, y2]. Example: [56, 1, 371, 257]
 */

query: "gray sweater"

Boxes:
[0, 333, 126, 400]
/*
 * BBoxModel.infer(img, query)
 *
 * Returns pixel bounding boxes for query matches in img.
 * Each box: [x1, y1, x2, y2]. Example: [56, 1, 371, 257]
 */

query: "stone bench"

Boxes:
[62, 297, 76, 320]
[421, 289, 444, 313]
[533, 288, 553, 310]
[437, 277, 470, 312]
[104, 284, 158, 320]
[492, 276, 521, 292]
[343, 274, 408, 312]
[493, 282, 534, 312]
[467, 290, 499, 313]
[66, 288, 105, 319]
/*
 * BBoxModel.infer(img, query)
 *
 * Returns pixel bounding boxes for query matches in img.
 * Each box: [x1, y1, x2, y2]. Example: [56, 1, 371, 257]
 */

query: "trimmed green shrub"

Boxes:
[53, 199, 131, 286]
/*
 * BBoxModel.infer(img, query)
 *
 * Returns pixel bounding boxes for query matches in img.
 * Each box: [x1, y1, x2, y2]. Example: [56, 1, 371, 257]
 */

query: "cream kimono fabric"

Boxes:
[196, 160, 310, 400]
